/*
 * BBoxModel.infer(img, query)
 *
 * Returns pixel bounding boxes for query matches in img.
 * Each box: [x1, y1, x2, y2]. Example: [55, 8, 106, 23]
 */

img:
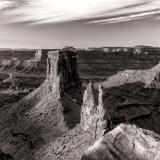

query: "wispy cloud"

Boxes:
[89, 10, 160, 24]
[0, 0, 160, 24]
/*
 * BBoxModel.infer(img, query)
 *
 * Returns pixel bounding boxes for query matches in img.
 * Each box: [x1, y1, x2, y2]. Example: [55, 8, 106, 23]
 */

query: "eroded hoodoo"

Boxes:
[81, 82, 109, 139]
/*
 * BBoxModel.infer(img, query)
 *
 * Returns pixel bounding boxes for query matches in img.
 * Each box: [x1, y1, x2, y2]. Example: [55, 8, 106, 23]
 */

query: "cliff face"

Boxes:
[47, 48, 80, 94]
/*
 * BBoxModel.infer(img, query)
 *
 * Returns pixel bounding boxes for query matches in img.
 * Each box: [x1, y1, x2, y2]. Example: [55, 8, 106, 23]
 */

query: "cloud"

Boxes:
[0, 0, 160, 24]
[89, 10, 160, 24]
[0, 0, 13, 10]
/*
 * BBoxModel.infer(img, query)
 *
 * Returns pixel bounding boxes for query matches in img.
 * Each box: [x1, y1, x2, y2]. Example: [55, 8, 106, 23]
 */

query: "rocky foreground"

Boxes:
[83, 123, 160, 160]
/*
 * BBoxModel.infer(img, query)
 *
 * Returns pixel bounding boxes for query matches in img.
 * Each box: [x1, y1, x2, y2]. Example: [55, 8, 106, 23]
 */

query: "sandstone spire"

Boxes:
[96, 84, 107, 138]
[81, 81, 95, 131]
[81, 82, 108, 139]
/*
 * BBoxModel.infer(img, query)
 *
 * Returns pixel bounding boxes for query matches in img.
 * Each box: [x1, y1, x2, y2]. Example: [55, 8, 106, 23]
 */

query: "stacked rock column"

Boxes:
[47, 51, 61, 98]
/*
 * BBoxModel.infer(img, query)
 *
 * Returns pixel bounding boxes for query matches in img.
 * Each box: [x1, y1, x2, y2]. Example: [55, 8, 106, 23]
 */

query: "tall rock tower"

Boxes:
[81, 83, 108, 139]
[47, 47, 80, 96]
[80, 82, 95, 131]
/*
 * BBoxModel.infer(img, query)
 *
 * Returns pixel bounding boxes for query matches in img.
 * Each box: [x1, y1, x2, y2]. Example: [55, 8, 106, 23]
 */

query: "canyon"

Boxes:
[0, 46, 160, 159]
[1, 46, 160, 91]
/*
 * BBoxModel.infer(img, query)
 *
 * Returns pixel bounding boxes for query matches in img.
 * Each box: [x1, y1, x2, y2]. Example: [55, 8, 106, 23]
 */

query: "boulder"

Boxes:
[82, 123, 160, 160]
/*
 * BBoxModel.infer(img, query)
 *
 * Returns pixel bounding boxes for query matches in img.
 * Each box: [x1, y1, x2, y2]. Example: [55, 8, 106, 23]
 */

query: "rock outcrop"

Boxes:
[101, 62, 160, 90]
[0, 47, 81, 160]
[47, 48, 80, 95]
[82, 123, 160, 160]
[81, 82, 108, 139]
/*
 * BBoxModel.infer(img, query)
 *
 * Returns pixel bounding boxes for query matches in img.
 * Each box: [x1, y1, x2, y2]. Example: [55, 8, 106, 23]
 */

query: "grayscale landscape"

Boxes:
[0, 0, 160, 160]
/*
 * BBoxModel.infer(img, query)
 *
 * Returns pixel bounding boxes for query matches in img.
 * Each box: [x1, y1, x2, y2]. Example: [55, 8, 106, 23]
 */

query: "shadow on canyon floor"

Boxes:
[102, 81, 160, 135]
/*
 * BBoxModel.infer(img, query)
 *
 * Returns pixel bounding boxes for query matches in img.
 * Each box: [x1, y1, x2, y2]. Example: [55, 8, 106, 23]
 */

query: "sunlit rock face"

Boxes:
[80, 82, 95, 131]
[47, 50, 61, 98]
[82, 123, 160, 160]
[101, 62, 160, 89]
[145, 62, 160, 89]
[81, 83, 109, 139]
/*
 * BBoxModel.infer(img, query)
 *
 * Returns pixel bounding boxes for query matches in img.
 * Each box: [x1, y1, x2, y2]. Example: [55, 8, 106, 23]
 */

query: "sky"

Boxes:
[0, 0, 160, 49]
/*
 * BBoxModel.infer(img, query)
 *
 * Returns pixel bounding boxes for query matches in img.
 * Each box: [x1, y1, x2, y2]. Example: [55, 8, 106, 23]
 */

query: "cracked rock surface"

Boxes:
[82, 123, 160, 160]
